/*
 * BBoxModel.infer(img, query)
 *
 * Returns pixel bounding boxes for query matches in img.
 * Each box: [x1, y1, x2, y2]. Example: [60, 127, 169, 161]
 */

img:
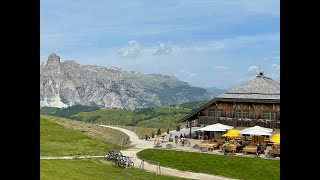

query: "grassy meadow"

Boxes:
[41, 101, 208, 130]
[40, 115, 189, 179]
[71, 106, 190, 129]
[41, 159, 187, 180]
[40, 116, 128, 156]
[137, 149, 280, 180]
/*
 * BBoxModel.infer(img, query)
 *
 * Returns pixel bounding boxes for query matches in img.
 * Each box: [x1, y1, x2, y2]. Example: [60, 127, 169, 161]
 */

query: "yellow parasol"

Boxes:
[222, 129, 239, 137]
[270, 134, 280, 144]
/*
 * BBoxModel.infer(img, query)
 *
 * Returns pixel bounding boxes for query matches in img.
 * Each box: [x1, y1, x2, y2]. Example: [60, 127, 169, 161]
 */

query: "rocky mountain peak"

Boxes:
[46, 53, 61, 66]
[44, 53, 62, 75]
[40, 53, 213, 109]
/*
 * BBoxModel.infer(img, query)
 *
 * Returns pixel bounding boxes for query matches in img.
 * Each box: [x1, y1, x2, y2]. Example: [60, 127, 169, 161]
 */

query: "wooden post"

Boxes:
[189, 120, 192, 138]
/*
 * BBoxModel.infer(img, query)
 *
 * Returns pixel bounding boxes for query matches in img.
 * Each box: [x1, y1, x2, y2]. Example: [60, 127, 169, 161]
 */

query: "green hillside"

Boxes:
[40, 116, 186, 180]
[40, 115, 128, 156]
[40, 100, 208, 129]
[71, 105, 191, 129]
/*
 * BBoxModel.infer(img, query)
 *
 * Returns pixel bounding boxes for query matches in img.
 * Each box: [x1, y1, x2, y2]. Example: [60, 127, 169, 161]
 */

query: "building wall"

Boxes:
[197, 101, 280, 128]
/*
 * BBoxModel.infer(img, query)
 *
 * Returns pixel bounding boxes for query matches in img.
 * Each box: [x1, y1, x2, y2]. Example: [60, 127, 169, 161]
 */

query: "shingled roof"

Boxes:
[216, 74, 280, 100]
[178, 74, 280, 123]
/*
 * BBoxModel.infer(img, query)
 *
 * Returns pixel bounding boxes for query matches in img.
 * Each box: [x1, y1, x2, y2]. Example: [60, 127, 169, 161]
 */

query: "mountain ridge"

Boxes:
[40, 53, 214, 109]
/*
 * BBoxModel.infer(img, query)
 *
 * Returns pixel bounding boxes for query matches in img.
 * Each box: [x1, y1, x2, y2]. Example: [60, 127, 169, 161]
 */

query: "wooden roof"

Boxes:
[178, 74, 280, 123]
[216, 74, 280, 100]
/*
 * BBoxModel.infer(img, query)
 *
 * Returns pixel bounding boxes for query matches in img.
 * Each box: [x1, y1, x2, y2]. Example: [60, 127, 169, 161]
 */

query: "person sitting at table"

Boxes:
[224, 140, 230, 147]
[245, 138, 250, 145]
[235, 140, 242, 152]
[256, 142, 262, 156]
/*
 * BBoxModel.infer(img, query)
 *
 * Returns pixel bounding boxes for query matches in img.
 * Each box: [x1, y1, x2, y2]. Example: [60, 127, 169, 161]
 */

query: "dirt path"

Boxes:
[99, 125, 236, 180]
[40, 155, 104, 160]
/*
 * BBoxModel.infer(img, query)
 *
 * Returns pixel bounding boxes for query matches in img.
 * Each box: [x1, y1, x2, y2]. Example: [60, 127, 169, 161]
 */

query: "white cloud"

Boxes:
[248, 65, 260, 73]
[154, 42, 172, 56]
[118, 40, 141, 57]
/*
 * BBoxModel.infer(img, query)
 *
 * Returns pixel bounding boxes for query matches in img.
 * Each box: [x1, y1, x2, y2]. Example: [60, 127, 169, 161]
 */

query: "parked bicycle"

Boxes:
[105, 149, 134, 168]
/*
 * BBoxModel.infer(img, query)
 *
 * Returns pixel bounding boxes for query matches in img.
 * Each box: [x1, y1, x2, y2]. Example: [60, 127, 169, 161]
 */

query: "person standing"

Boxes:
[175, 135, 178, 147]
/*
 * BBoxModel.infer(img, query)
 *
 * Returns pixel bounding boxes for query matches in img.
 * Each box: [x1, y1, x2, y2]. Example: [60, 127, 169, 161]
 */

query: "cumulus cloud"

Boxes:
[248, 65, 260, 73]
[154, 42, 172, 56]
[118, 40, 141, 57]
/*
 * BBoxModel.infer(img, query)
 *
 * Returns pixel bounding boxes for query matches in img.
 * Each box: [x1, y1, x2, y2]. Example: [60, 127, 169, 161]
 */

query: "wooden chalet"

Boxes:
[178, 72, 280, 135]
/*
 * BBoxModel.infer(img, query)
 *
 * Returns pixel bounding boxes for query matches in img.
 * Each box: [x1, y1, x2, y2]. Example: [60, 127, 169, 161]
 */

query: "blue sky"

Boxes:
[40, 0, 280, 89]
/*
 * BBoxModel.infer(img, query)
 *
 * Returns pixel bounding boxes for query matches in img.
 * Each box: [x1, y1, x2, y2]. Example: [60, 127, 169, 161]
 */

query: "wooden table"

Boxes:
[268, 149, 280, 157]
[221, 144, 236, 153]
[198, 143, 218, 150]
[243, 146, 257, 154]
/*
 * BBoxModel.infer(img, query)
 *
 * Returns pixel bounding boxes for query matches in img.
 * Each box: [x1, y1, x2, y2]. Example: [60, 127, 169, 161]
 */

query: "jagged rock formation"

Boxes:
[40, 53, 213, 109]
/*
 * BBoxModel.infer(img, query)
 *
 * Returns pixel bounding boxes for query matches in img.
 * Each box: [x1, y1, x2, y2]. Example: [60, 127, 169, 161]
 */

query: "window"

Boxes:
[235, 110, 242, 118]
[235, 110, 249, 118]
[271, 112, 277, 120]
[242, 111, 249, 118]
[208, 109, 222, 117]
[262, 112, 277, 119]
[262, 112, 270, 119]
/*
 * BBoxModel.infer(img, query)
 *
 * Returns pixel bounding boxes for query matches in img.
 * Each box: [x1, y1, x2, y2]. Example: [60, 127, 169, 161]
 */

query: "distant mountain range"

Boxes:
[204, 87, 228, 97]
[40, 53, 226, 110]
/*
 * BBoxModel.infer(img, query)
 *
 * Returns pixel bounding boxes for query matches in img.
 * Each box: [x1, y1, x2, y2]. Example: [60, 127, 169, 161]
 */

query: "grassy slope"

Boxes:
[71, 106, 190, 129]
[40, 117, 187, 180]
[40, 159, 187, 180]
[40, 116, 126, 156]
[137, 149, 280, 180]
[135, 106, 189, 128]
[42, 115, 131, 147]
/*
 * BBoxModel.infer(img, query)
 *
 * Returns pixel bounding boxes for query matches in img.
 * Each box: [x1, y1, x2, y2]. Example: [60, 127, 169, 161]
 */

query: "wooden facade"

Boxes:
[180, 74, 280, 130]
[196, 101, 280, 129]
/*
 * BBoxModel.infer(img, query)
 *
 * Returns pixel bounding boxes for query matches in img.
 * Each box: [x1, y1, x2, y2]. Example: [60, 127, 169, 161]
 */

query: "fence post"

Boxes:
[139, 160, 144, 171]
[157, 162, 161, 176]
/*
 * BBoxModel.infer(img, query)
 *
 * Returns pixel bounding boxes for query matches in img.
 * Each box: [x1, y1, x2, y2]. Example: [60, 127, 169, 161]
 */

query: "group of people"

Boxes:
[221, 139, 263, 154]
[180, 133, 189, 146]
[171, 133, 189, 146]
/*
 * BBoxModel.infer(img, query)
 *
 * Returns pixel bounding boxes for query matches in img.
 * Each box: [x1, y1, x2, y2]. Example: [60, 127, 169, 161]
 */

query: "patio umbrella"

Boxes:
[208, 123, 234, 130]
[222, 129, 239, 137]
[241, 125, 273, 133]
[239, 129, 272, 136]
[239, 129, 272, 143]
[270, 134, 280, 144]
[197, 126, 226, 132]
